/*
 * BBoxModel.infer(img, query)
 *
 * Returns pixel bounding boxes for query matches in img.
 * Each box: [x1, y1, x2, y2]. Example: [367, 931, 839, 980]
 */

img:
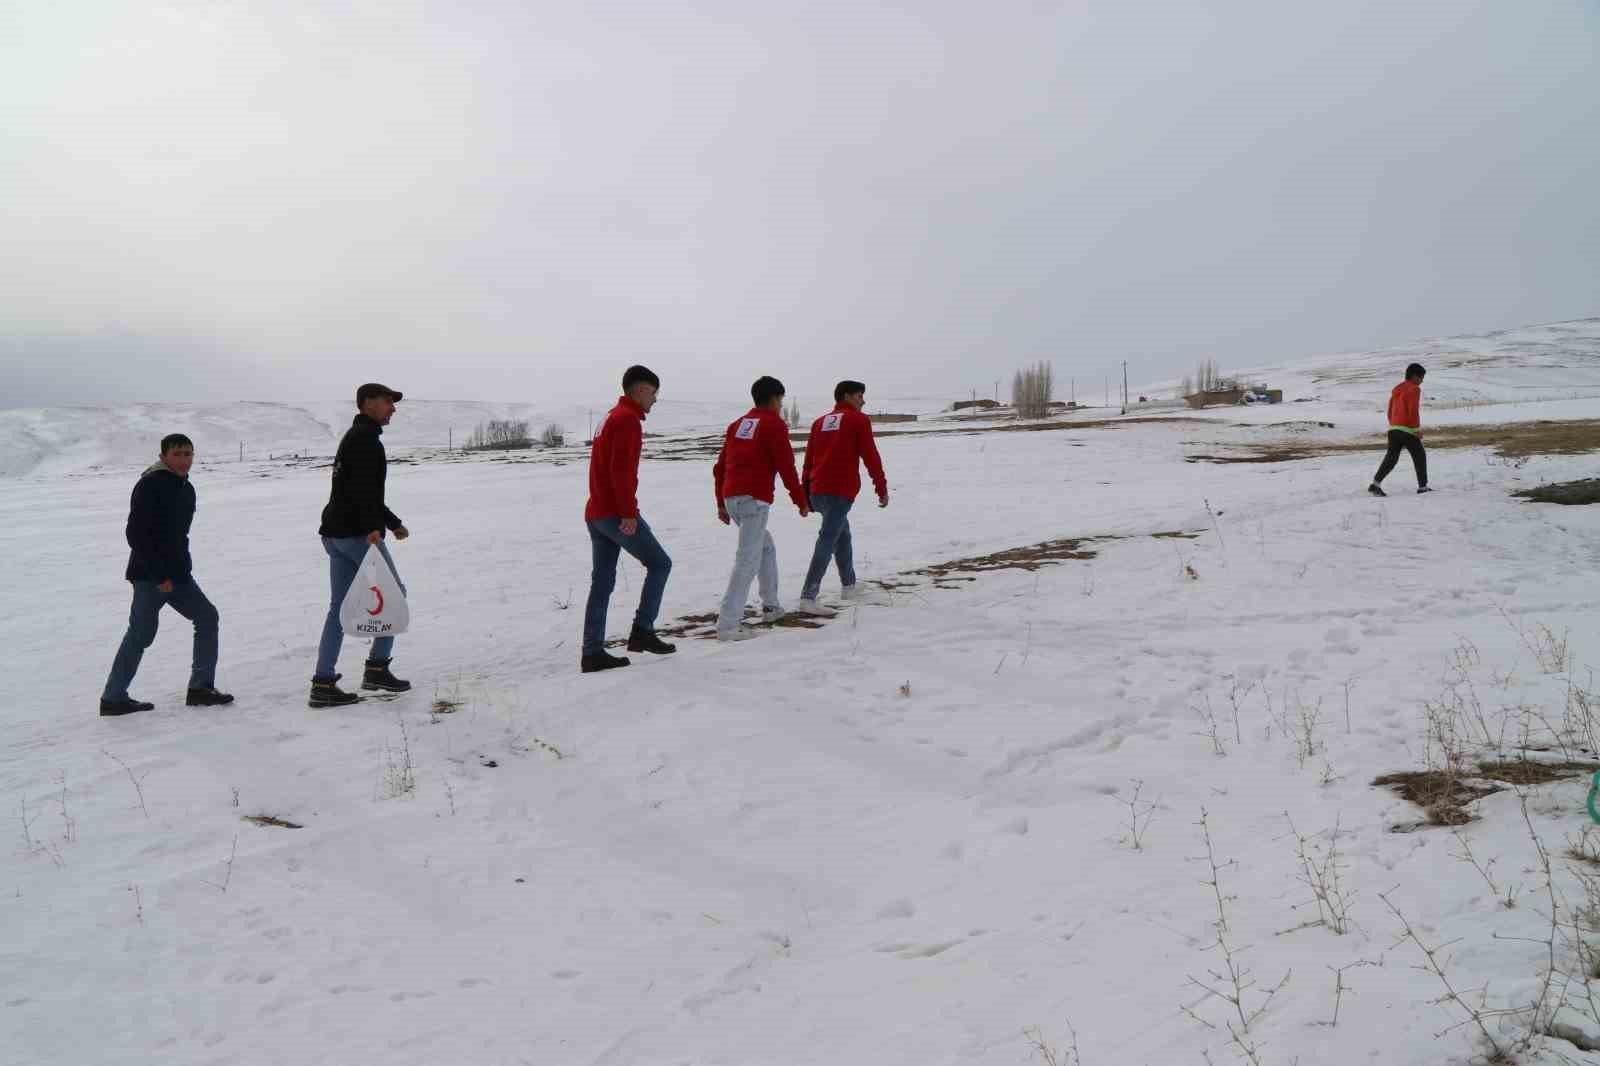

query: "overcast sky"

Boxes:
[2, 0, 1597, 409]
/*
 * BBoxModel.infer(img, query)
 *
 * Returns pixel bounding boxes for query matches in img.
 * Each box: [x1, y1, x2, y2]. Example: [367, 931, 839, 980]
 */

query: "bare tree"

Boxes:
[785, 397, 802, 429]
[465, 419, 531, 450]
[1011, 361, 1056, 419]
[540, 424, 564, 447]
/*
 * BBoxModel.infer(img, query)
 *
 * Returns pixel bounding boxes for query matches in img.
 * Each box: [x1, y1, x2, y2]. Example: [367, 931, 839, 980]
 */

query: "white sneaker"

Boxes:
[717, 627, 758, 642]
[796, 598, 835, 617]
[761, 605, 787, 623]
[840, 585, 889, 605]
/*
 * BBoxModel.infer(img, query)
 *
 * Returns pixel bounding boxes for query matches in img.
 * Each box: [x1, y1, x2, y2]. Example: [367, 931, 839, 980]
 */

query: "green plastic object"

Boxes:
[1588, 772, 1600, 825]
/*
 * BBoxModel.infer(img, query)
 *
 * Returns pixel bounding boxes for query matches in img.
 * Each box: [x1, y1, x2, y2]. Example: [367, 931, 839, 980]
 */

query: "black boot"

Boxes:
[186, 686, 235, 707]
[100, 696, 155, 717]
[362, 657, 411, 693]
[1417, 485, 1433, 494]
[1368, 482, 1387, 497]
[580, 650, 631, 674]
[626, 627, 676, 655]
[309, 675, 361, 708]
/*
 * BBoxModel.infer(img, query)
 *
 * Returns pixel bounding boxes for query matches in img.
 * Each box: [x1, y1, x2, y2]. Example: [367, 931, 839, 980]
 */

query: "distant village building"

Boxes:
[1185, 385, 1283, 409]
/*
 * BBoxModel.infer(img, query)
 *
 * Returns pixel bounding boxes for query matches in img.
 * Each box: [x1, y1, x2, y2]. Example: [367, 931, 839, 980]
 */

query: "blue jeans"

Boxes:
[583, 517, 673, 655]
[717, 496, 779, 633]
[102, 579, 219, 699]
[316, 536, 406, 679]
[801, 493, 856, 601]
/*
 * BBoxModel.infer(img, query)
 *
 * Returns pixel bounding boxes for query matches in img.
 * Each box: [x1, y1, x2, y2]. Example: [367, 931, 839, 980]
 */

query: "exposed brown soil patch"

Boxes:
[1513, 479, 1600, 506]
[242, 814, 303, 829]
[632, 527, 1195, 643]
[907, 537, 1100, 577]
[1188, 419, 1600, 465]
[1373, 771, 1503, 826]
[1477, 759, 1600, 785]
[1375, 757, 1600, 829]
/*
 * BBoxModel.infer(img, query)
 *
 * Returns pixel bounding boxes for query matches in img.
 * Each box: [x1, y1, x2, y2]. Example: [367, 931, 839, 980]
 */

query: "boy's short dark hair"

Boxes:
[1406, 362, 1427, 380]
[751, 375, 785, 407]
[622, 365, 660, 392]
[160, 433, 193, 455]
[834, 380, 866, 403]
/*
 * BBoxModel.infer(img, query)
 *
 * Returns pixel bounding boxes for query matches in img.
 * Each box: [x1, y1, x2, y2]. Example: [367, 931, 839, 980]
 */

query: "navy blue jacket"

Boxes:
[125, 466, 196, 585]
[319, 414, 403, 538]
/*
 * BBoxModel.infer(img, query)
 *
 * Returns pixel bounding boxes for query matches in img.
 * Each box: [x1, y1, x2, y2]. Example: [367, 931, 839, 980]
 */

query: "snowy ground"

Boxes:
[5, 325, 1600, 1066]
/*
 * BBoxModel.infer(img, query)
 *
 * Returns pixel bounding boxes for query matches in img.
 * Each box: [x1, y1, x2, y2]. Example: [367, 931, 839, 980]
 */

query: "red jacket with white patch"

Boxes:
[585, 396, 645, 521]
[801, 404, 888, 502]
[712, 407, 806, 509]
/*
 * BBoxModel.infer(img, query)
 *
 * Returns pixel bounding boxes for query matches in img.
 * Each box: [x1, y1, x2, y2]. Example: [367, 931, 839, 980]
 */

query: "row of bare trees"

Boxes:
[463, 419, 565, 450]
[1179, 358, 1246, 399]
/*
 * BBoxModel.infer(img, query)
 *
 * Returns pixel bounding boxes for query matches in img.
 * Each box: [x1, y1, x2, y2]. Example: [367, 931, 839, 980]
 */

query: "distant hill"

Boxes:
[1141, 317, 1600, 410]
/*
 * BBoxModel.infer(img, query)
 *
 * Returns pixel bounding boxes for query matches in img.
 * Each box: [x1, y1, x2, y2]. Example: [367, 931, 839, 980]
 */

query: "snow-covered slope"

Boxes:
[1143, 316, 1600, 412]
[0, 394, 968, 479]
[4, 320, 1600, 1065]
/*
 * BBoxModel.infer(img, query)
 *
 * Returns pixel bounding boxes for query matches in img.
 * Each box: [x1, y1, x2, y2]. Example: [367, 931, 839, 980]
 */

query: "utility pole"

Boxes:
[1070, 378, 1075, 406]
[993, 379, 999, 403]
[238, 441, 243, 463]
[448, 427, 452, 452]
[1121, 360, 1128, 415]
[1104, 377, 1109, 408]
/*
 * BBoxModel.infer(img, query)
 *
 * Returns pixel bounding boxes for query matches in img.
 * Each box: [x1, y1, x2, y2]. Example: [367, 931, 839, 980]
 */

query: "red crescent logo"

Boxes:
[367, 586, 384, 616]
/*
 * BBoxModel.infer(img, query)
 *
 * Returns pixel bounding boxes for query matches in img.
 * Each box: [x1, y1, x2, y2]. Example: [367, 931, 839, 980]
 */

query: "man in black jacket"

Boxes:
[311, 383, 413, 707]
[100, 434, 233, 716]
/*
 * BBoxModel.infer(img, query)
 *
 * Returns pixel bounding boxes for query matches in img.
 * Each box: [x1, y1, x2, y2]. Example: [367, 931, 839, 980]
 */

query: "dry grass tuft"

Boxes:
[242, 814, 303, 829]
[1513, 479, 1600, 506]
[1372, 771, 1503, 826]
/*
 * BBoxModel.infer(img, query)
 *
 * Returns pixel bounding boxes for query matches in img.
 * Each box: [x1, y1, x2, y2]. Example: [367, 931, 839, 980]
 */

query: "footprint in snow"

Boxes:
[876, 940, 964, 959]
[998, 817, 1029, 836]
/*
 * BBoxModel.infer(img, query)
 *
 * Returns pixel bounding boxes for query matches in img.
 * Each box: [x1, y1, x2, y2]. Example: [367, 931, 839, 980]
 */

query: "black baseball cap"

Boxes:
[356, 383, 404, 406]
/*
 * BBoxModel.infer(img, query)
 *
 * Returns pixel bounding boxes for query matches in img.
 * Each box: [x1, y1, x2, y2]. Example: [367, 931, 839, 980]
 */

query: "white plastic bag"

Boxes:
[339, 544, 410, 639]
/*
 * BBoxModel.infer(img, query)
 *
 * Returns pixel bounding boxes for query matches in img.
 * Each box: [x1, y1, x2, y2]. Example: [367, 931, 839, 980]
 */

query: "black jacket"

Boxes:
[319, 414, 403, 538]
[125, 465, 196, 585]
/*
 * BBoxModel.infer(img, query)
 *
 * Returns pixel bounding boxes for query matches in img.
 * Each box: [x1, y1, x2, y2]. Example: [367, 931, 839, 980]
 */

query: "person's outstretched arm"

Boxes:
[857, 413, 889, 504]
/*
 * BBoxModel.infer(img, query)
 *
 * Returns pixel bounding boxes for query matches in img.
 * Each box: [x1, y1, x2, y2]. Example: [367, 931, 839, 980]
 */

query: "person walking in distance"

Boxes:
[796, 380, 889, 616]
[310, 384, 412, 707]
[580, 365, 675, 673]
[1369, 363, 1431, 496]
[100, 434, 233, 716]
[713, 376, 810, 640]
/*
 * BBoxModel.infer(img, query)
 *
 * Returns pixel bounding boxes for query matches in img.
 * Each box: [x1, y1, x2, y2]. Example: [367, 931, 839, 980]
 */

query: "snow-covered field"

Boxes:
[5, 320, 1600, 1066]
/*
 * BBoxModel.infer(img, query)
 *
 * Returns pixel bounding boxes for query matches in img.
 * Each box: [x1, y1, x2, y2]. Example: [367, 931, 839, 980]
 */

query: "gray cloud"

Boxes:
[2, 0, 1596, 409]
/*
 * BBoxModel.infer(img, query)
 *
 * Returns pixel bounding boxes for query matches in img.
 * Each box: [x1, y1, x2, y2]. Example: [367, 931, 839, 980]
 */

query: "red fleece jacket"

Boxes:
[1388, 380, 1421, 432]
[801, 404, 888, 502]
[585, 396, 645, 520]
[712, 407, 806, 509]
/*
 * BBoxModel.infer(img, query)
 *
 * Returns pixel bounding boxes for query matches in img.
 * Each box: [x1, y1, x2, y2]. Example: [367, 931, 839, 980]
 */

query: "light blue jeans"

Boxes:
[717, 496, 779, 633]
[315, 536, 406, 680]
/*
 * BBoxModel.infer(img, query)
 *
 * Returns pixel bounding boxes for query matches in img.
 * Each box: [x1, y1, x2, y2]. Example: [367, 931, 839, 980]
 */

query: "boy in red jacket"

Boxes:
[1369, 363, 1430, 496]
[796, 380, 890, 615]
[581, 365, 675, 673]
[712, 376, 810, 640]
